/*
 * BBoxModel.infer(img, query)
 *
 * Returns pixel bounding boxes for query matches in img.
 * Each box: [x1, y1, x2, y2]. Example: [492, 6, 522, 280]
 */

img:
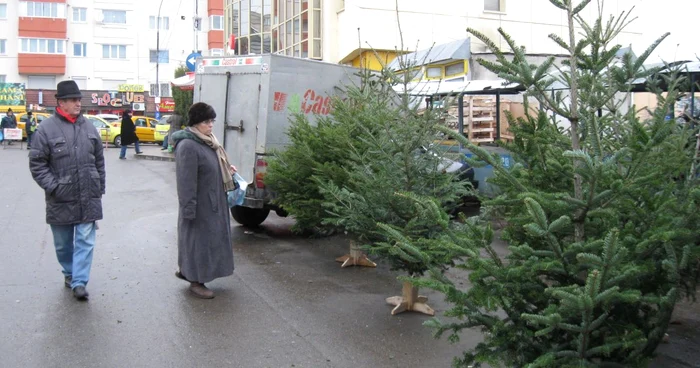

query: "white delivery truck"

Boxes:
[193, 54, 362, 226]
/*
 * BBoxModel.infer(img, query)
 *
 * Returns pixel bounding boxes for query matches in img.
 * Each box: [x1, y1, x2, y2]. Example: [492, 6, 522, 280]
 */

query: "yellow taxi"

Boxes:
[132, 116, 159, 142]
[17, 112, 51, 139]
[154, 115, 172, 143]
[85, 114, 122, 147]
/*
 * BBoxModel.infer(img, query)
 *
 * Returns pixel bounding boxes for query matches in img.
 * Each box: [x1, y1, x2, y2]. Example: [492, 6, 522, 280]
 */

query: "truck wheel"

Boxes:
[230, 206, 270, 227]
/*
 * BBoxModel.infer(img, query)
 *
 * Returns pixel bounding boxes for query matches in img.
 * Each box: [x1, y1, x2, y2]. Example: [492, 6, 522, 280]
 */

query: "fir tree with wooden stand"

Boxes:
[380, 0, 700, 366]
[315, 79, 469, 313]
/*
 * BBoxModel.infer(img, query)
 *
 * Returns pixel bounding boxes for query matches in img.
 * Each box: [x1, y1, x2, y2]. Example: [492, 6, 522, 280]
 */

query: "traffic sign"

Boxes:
[186, 52, 202, 72]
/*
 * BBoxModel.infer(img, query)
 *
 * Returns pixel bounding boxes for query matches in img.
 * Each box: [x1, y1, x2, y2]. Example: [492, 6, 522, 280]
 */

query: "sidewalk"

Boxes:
[126, 143, 175, 162]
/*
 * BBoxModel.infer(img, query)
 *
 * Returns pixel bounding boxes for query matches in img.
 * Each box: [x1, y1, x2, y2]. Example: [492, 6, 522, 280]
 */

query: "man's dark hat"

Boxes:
[55, 80, 83, 99]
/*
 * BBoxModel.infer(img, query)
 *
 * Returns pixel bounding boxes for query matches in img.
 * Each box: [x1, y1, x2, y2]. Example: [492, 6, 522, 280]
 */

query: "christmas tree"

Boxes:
[381, 0, 700, 366]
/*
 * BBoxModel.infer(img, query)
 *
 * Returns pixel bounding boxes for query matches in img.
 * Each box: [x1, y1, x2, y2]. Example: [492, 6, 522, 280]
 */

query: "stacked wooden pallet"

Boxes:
[440, 96, 516, 144]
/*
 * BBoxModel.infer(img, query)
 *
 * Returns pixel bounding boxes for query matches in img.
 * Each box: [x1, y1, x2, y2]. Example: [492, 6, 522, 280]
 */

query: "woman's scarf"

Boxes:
[187, 127, 237, 192]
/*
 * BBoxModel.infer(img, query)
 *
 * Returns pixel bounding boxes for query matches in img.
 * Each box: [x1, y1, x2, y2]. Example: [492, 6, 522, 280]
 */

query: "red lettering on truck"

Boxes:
[273, 92, 288, 112]
[301, 89, 332, 115]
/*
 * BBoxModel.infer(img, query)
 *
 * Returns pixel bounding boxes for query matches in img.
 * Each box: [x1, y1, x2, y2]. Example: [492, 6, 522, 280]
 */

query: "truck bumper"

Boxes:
[242, 197, 265, 209]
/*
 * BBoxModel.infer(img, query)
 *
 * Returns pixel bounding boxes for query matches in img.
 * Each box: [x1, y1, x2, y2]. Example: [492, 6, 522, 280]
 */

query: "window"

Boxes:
[102, 44, 126, 59]
[445, 62, 466, 76]
[73, 42, 86, 57]
[102, 10, 126, 24]
[149, 83, 171, 97]
[0, 39, 5, 55]
[134, 118, 148, 127]
[149, 49, 169, 63]
[484, 0, 504, 12]
[426, 66, 442, 78]
[210, 15, 223, 30]
[261, 0, 321, 60]
[88, 117, 108, 129]
[72, 7, 86, 22]
[23, 1, 65, 18]
[20, 38, 65, 54]
[149, 16, 169, 30]
[0, 4, 6, 19]
[27, 75, 56, 89]
[399, 68, 423, 81]
[0, 75, 6, 83]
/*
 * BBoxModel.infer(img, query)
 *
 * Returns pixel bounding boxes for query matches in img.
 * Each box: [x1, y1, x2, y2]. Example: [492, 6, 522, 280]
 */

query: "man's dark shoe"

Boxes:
[73, 286, 89, 300]
[119, 157, 126, 160]
[64, 276, 72, 288]
[136, 151, 144, 154]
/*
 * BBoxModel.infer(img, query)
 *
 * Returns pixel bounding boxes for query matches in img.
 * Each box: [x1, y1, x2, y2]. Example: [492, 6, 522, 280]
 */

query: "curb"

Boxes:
[133, 153, 175, 162]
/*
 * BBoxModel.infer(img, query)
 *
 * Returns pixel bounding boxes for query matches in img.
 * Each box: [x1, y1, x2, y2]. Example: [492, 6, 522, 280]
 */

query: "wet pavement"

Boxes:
[2, 143, 694, 367]
[0, 144, 474, 368]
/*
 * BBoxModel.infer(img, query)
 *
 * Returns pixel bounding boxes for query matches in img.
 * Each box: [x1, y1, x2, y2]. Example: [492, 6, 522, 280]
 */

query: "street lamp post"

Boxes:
[155, 0, 165, 98]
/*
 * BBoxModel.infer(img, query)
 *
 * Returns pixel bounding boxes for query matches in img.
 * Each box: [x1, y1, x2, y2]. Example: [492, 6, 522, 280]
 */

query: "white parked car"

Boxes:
[95, 114, 121, 123]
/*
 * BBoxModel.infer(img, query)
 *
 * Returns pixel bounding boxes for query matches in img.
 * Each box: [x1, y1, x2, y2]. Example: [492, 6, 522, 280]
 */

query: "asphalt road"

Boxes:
[0, 144, 475, 368]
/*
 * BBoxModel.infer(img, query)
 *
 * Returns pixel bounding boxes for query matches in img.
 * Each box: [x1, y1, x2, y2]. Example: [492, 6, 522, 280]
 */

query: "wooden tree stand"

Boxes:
[386, 281, 435, 316]
[335, 241, 377, 268]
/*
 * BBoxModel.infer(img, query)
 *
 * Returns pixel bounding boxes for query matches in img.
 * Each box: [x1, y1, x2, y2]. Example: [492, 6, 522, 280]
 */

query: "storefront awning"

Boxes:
[394, 79, 522, 96]
[171, 73, 195, 91]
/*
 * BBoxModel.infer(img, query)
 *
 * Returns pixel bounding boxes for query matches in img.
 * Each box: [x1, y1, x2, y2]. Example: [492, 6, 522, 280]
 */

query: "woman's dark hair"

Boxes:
[187, 102, 216, 126]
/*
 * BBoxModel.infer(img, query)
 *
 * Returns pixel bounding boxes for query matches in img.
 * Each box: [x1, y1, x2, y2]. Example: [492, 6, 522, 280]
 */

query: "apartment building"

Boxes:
[0, 0, 225, 116]
[223, 0, 643, 80]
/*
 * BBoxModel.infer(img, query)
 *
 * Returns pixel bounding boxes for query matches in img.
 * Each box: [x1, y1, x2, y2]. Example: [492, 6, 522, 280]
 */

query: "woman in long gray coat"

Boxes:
[172, 102, 237, 299]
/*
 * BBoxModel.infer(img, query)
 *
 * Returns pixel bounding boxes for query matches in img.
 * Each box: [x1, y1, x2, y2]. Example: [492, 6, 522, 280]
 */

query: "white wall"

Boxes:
[0, 0, 212, 92]
[0, 1, 21, 84]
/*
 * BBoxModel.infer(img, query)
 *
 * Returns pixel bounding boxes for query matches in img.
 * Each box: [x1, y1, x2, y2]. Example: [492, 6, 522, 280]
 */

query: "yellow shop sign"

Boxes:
[117, 84, 145, 93]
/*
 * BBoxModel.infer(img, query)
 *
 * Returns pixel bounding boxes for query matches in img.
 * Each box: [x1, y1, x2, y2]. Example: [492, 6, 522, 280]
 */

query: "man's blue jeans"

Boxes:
[50, 222, 96, 289]
[119, 140, 141, 158]
[162, 134, 169, 149]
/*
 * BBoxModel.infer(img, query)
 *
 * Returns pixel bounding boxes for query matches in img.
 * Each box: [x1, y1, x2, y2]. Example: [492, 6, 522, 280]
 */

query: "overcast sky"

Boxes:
[632, 0, 697, 63]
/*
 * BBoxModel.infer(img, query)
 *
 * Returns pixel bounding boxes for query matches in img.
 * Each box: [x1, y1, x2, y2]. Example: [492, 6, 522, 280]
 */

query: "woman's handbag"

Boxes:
[227, 173, 248, 208]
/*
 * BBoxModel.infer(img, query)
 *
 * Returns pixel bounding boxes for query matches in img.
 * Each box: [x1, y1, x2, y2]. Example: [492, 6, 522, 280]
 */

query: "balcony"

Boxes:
[18, 54, 66, 75]
[18, 17, 67, 39]
[208, 0, 224, 15]
[208, 30, 224, 50]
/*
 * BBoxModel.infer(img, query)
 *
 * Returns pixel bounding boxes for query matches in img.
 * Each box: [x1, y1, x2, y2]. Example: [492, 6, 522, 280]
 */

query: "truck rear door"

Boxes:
[222, 73, 262, 183]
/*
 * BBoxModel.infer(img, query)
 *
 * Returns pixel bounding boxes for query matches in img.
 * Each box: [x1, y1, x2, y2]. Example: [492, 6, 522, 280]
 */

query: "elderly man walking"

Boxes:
[28, 80, 106, 301]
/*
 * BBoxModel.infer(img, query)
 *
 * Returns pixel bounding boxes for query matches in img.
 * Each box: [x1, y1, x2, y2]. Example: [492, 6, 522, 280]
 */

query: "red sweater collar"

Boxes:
[56, 108, 78, 123]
